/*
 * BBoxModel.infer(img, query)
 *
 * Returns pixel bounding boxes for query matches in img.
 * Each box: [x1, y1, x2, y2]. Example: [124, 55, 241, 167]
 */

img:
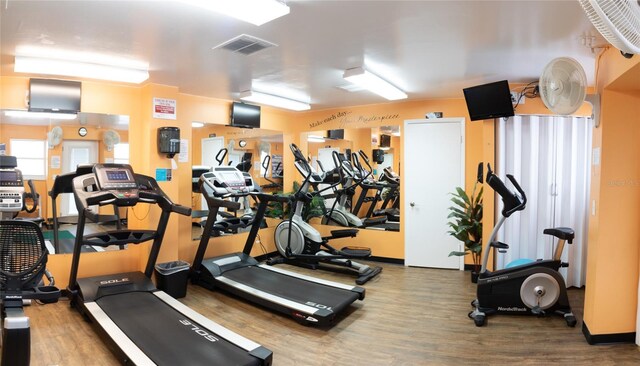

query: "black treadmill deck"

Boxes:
[95, 291, 261, 366]
[223, 265, 361, 314]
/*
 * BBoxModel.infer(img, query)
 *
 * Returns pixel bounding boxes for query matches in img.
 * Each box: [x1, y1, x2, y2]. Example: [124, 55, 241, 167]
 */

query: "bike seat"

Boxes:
[543, 227, 575, 243]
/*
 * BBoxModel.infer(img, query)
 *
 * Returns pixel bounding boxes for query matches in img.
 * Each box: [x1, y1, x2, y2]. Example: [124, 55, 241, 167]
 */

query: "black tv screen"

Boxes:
[463, 80, 515, 121]
[231, 102, 260, 128]
[29, 78, 81, 113]
[380, 134, 391, 148]
[327, 129, 344, 140]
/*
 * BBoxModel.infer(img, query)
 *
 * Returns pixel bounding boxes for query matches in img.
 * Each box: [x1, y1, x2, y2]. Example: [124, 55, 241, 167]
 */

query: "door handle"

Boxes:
[410, 202, 415, 207]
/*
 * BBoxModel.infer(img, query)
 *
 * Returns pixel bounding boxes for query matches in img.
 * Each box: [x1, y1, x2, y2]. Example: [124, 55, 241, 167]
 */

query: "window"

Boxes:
[10, 139, 46, 179]
[113, 143, 129, 164]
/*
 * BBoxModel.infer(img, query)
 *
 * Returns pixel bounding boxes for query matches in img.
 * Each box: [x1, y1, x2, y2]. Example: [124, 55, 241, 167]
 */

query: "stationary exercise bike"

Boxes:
[269, 144, 382, 285]
[469, 164, 577, 327]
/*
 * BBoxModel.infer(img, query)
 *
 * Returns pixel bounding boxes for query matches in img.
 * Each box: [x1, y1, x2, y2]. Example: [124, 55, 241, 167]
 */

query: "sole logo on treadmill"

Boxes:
[179, 319, 219, 343]
[99, 278, 130, 286]
[305, 301, 333, 311]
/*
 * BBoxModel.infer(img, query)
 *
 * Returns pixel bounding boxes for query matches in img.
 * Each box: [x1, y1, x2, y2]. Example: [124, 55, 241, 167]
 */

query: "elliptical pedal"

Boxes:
[341, 246, 371, 257]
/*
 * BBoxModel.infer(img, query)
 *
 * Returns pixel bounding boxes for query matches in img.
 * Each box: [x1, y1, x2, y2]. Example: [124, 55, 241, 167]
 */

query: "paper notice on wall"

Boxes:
[51, 155, 61, 169]
[592, 147, 601, 166]
[178, 139, 189, 163]
[153, 97, 177, 120]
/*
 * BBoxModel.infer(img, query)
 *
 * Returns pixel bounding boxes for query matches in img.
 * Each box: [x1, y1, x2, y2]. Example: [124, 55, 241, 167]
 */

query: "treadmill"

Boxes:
[66, 164, 272, 365]
[350, 152, 399, 232]
[49, 164, 122, 253]
[192, 166, 365, 326]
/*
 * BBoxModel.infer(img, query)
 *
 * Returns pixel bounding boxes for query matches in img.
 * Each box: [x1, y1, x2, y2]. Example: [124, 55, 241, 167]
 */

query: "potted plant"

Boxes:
[265, 181, 326, 222]
[447, 182, 483, 283]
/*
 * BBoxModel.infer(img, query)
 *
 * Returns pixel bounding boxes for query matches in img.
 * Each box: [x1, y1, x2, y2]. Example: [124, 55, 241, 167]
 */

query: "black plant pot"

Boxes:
[470, 271, 479, 283]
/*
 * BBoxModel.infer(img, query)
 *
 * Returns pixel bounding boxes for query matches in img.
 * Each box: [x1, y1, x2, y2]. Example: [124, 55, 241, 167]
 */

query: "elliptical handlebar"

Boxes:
[261, 154, 271, 173]
[486, 164, 527, 217]
[351, 152, 371, 180]
[290, 143, 307, 164]
[215, 148, 228, 166]
[23, 179, 39, 213]
[358, 150, 374, 176]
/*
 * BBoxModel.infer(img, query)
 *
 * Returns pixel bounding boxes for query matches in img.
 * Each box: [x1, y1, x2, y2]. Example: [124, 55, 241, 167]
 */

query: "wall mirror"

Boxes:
[297, 126, 401, 233]
[191, 123, 283, 239]
[0, 109, 130, 255]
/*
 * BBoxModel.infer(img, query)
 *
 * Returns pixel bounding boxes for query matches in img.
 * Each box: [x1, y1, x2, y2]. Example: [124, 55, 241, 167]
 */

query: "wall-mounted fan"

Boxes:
[539, 57, 588, 115]
[579, 0, 640, 55]
[47, 126, 63, 149]
[259, 141, 271, 154]
[103, 130, 121, 151]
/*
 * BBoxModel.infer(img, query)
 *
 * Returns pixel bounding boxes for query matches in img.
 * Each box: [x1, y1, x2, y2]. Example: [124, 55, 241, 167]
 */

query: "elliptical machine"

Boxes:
[469, 164, 577, 327]
[269, 144, 382, 285]
[0, 156, 41, 222]
[319, 151, 366, 228]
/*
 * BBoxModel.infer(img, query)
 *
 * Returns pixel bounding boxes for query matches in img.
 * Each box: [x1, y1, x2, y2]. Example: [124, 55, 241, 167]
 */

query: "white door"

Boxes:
[61, 140, 99, 216]
[201, 137, 225, 208]
[404, 118, 465, 269]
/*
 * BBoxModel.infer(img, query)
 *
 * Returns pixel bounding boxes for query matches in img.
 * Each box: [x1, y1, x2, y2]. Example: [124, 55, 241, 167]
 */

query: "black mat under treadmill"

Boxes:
[223, 266, 360, 313]
[96, 291, 260, 366]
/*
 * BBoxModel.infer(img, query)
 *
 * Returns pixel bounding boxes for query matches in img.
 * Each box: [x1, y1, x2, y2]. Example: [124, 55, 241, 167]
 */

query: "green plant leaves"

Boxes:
[446, 181, 483, 267]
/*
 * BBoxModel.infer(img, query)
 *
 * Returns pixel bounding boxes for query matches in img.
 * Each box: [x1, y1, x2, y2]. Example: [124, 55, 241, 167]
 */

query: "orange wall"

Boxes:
[583, 47, 640, 336]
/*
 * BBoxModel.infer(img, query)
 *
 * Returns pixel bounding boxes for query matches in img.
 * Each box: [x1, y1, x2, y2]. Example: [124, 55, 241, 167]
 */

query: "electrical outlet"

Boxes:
[510, 91, 524, 105]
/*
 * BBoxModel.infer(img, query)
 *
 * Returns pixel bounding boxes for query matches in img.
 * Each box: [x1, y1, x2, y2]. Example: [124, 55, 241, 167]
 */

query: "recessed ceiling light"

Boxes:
[343, 67, 407, 100]
[4, 110, 77, 120]
[14, 46, 149, 84]
[240, 90, 310, 111]
[307, 135, 326, 142]
[178, 0, 290, 26]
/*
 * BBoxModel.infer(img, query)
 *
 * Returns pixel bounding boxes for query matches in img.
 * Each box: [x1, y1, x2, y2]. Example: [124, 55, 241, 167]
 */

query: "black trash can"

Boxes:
[155, 260, 190, 299]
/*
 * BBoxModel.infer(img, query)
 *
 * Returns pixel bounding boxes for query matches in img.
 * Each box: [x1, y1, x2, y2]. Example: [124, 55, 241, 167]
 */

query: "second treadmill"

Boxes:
[192, 167, 365, 325]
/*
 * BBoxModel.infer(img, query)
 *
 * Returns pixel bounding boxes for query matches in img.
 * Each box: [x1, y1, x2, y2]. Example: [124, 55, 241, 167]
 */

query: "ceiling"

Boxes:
[0, 1, 604, 111]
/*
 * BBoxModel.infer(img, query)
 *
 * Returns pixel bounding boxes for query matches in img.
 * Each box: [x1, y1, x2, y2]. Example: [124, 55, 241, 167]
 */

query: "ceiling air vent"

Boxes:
[212, 34, 277, 55]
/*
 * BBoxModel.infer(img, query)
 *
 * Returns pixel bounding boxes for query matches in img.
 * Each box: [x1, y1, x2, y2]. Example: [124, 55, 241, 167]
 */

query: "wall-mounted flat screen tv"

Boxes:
[327, 129, 344, 140]
[463, 80, 515, 121]
[230, 102, 261, 128]
[379, 134, 391, 148]
[29, 78, 81, 113]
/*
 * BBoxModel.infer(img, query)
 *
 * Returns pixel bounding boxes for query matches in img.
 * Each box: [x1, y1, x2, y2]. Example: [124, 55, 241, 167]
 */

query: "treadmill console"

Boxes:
[202, 167, 249, 196]
[94, 164, 138, 191]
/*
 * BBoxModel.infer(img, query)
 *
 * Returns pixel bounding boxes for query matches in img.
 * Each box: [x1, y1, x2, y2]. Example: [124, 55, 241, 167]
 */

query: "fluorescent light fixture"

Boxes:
[343, 67, 407, 100]
[191, 121, 205, 128]
[307, 135, 326, 143]
[380, 147, 391, 151]
[4, 110, 77, 120]
[178, 0, 289, 26]
[14, 54, 149, 84]
[240, 90, 310, 111]
[392, 132, 401, 137]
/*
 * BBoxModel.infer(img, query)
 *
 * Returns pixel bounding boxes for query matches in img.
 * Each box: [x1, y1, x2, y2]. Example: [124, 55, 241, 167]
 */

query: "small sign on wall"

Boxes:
[153, 97, 177, 120]
[51, 155, 61, 169]
[155, 168, 172, 182]
[178, 139, 189, 163]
